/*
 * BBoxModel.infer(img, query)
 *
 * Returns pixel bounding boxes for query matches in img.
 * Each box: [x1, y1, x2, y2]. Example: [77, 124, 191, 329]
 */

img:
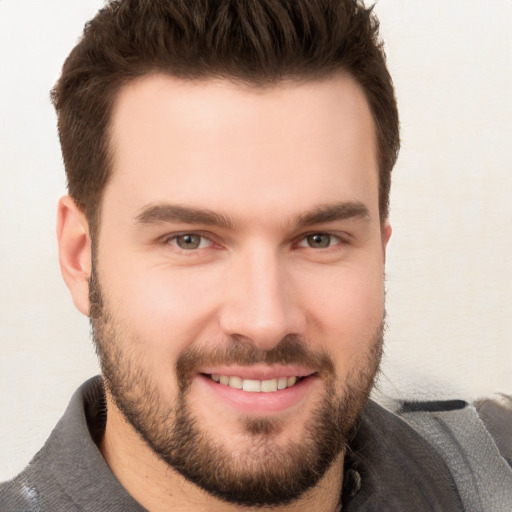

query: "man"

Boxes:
[1, 1, 511, 511]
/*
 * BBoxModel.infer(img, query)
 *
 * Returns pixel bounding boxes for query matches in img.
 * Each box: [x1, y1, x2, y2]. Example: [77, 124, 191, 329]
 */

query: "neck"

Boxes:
[100, 397, 344, 512]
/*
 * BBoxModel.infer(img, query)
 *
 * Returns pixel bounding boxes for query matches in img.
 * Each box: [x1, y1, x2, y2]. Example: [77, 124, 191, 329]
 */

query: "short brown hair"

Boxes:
[52, 0, 399, 236]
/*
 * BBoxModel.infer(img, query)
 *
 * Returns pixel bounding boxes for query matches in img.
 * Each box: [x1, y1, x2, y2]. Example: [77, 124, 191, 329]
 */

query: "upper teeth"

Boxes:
[211, 375, 298, 392]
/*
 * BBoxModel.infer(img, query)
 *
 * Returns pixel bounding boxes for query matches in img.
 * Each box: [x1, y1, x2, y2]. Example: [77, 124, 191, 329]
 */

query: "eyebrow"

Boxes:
[294, 201, 370, 227]
[136, 204, 234, 229]
[135, 200, 370, 230]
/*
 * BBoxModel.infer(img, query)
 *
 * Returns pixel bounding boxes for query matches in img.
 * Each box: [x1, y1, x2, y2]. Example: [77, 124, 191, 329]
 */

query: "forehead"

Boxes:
[105, 73, 378, 224]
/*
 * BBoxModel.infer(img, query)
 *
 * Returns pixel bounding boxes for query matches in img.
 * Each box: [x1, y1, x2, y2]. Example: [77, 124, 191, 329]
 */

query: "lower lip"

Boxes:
[196, 374, 318, 415]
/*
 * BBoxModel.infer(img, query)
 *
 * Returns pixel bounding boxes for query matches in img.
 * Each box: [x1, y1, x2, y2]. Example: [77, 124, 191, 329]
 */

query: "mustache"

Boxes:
[175, 334, 335, 390]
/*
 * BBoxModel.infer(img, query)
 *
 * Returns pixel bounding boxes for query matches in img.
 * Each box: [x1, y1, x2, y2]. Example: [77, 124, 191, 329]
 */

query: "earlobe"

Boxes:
[56, 196, 92, 316]
[381, 221, 392, 262]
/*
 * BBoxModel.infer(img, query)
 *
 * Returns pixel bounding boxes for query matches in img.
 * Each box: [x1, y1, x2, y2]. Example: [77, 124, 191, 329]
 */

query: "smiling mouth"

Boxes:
[205, 374, 307, 392]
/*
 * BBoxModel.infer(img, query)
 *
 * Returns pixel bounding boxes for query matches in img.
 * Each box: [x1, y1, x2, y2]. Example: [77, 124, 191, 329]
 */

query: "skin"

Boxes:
[57, 73, 391, 511]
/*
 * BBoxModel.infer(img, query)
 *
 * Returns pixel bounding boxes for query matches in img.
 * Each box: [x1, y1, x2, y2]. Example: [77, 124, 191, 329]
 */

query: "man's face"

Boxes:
[90, 74, 390, 506]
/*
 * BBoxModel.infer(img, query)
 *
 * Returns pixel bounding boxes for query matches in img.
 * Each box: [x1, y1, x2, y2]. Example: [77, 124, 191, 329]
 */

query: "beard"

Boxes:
[89, 266, 384, 507]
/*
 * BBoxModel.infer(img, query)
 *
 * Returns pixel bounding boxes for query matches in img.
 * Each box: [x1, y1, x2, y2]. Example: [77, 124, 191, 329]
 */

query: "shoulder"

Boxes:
[1, 377, 143, 512]
[395, 394, 512, 511]
[396, 394, 512, 468]
[0, 378, 100, 512]
[0, 459, 49, 512]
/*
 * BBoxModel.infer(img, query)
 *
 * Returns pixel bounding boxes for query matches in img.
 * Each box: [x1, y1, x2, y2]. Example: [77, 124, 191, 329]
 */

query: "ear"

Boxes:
[381, 220, 392, 262]
[56, 196, 92, 316]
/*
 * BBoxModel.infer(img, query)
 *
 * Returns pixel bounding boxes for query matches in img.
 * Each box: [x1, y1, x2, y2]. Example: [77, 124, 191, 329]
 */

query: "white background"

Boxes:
[1, 1, 511, 481]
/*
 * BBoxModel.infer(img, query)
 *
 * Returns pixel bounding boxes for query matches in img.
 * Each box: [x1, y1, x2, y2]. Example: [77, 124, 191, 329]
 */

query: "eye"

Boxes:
[168, 234, 212, 250]
[298, 233, 341, 249]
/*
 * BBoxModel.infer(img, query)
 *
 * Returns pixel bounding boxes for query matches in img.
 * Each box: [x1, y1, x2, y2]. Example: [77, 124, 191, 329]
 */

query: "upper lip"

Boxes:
[198, 364, 317, 380]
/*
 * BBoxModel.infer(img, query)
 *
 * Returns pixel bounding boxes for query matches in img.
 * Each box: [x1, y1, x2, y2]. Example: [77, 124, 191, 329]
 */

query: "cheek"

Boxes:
[301, 265, 385, 358]
[98, 267, 220, 401]
[102, 262, 222, 352]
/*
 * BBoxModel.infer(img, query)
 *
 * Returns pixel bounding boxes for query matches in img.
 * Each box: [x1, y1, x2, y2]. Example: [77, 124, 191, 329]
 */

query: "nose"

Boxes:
[218, 246, 306, 351]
